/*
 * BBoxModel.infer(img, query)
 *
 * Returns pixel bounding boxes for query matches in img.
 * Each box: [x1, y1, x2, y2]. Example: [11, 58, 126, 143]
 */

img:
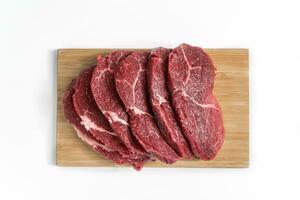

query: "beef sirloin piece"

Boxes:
[168, 43, 225, 160]
[72, 66, 149, 169]
[147, 48, 192, 158]
[91, 51, 145, 155]
[115, 51, 179, 164]
[63, 80, 129, 166]
[73, 66, 127, 153]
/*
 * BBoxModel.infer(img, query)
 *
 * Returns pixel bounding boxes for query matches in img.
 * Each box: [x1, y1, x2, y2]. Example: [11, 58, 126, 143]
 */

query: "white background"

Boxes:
[0, 0, 299, 199]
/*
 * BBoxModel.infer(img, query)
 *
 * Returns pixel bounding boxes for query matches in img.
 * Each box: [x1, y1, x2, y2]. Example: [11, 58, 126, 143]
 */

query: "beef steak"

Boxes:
[91, 51, 145, 155]
[63, 80, 128, 166]
[114, 51, 179, 164]
[72, 66, 149, 169]
[168, 43, 225, 160]
[73, 66, 127, 153]
[147, 48, 192, 158]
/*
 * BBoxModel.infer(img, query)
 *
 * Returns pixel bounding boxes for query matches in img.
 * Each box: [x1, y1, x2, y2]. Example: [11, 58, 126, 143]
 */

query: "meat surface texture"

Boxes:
[91, 51, 145, 155]
[147, 48, 192, 158]
[63, 80, 128, 166]
[114, 51, 180, 164]
[73, 66, 127, 153]
[72, 66, 148, 169]
[168, 43, 225, 160]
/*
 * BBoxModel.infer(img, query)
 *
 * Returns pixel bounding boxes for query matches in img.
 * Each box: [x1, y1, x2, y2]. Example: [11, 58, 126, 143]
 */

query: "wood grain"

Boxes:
[56, 48, 249, 168]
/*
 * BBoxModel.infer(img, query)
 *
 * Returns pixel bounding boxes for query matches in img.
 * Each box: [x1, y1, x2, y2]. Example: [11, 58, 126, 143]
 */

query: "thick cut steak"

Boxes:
[168, 43, 225, 160]
[91, 51, 145, 155]
[63, 80, 128, 166]
[115, 51, 179, 164]
[72, 66, 149, 169]
[147, 48, 192, 158]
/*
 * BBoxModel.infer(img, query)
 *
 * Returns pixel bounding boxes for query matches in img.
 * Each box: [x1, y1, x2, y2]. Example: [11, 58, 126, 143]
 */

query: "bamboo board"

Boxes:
[56, 48, 249, 168]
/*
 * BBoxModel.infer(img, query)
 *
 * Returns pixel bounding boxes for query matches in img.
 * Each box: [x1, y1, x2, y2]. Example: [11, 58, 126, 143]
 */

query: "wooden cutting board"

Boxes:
[56, 48, 249, 168]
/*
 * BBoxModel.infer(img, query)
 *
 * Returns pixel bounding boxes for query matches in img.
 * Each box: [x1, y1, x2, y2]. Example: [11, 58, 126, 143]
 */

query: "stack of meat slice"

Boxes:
[63, 43, 225, 170]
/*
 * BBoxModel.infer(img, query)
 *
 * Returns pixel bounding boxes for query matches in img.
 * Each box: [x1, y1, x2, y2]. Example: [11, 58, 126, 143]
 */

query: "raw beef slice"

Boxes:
[114, 51, 180, 164]
[72, 66, 148, 169]
[147, 48, 192, 158]
[63, 80, 128, 166]
[168, 43, 225, 160]
[91, 51, 145, 155]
